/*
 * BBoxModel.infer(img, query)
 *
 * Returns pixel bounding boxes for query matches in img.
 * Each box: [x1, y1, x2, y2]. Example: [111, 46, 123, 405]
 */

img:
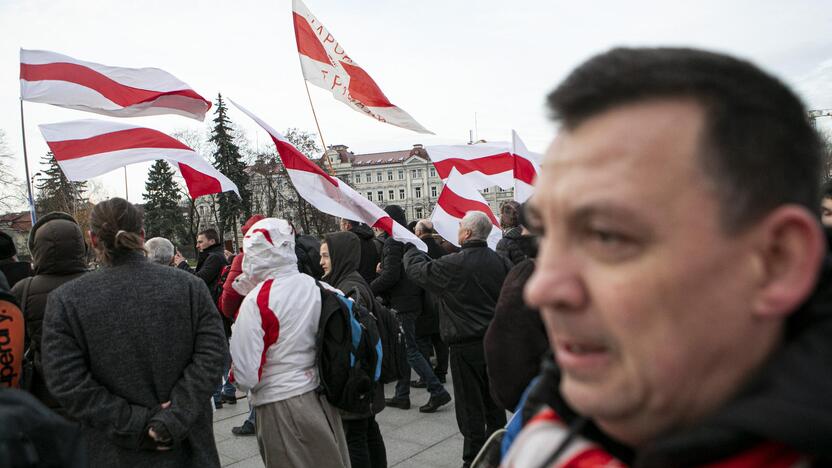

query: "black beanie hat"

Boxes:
[0, 231, 15, 259]
[384, 205, 407, 227]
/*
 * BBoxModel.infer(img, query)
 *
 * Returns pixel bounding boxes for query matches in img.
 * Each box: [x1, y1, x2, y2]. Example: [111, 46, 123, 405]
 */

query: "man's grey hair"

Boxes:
[145, 237, 175, 265]
[415, 219, 434, 235]
[460, 211, 493, 241]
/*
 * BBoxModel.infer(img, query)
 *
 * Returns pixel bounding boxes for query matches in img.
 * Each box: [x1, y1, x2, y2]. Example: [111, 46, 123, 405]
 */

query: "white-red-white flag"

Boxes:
[427, 133, 541, 203]
[230, 100, 427, 252]
[20, 49, 211, 121]
[38, 120, 239, 199]
[432, 169, 502, 250]
[292, 0, 432, 134]
[511, 130, 542, 203]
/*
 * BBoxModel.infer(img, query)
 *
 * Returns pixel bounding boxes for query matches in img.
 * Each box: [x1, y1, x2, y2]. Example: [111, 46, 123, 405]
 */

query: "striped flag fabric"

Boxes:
[230, 99, 427, 252]
[426, 133, 541, 203]
[20, 49, 211, 121]
[38, 119, 239, 199]
[292, 0, 432, 134]
[431, 169, 502, 250]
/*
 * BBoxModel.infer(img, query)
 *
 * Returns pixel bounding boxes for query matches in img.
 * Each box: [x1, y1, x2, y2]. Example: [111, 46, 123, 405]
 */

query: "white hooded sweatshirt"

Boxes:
[229, 218, 322, 406]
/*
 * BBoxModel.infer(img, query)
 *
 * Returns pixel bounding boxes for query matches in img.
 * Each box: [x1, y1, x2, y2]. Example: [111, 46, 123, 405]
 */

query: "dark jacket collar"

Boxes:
[461, 239, 488, 250]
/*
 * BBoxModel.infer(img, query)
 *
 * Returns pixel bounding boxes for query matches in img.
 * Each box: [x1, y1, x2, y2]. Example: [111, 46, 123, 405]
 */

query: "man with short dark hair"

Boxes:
[502, 47, 832, 466]
[405, 211, 512, 467]
[175, 227, 233, 409]
[412, 219, 449, 385]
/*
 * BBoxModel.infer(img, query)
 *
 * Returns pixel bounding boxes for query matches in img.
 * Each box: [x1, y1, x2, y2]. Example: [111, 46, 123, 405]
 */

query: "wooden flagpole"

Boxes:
[19, 99, 37, 224]
[123, 167, 129, 201]
[302, 80, 335, 174]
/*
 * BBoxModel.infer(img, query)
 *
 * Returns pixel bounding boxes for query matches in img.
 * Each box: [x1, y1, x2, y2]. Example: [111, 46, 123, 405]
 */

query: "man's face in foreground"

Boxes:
[524, 99, 775, 444]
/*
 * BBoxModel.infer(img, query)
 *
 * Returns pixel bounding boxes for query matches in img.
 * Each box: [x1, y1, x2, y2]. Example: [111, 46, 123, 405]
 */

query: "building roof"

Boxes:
[329, 144, 430, 167]
[0, 211, 33, 232]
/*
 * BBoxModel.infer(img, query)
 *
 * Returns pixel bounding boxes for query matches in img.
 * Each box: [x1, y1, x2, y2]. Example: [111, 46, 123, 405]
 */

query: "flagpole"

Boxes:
[19, 99, 37, 224]
[123, 167, 129, 201]
[302, 80, 335, 174]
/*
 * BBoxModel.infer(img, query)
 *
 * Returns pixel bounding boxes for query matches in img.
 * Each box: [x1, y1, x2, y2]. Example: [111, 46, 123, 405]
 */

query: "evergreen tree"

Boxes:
[209, 93, 251, 243]
[35, 151, 87, 216]
[143, 159, 183, 240]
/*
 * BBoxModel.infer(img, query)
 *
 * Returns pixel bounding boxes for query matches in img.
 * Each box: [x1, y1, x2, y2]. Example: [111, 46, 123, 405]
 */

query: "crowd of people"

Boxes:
[2, 46, 832, 468]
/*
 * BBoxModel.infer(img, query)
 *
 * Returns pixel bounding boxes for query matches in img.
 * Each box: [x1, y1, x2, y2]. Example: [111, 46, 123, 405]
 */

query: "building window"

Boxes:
[483, 187, 490, 193]
[355, 173, 361, 183]
[417, 169, 422, 178]
[430, 167, 436, 177]
[431, 186, 437, 197]
[416, 208, 423, 218]
[388, 190, 394, 201]
[398, 170, 404, 180]
[387, 170, 393, 181]
[376, 172, 382, 182]
[367, 192, 373, 201]
[415, 187, 422, 198]
[366, 172, 371, 182]
[399, 189, 405, 199]
[377, 191, 384, 201]
[411, 169, 417, 179]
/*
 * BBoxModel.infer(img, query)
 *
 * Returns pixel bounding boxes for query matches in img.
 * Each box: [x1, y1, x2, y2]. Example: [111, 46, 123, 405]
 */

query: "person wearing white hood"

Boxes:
[229, 218, 351, 468]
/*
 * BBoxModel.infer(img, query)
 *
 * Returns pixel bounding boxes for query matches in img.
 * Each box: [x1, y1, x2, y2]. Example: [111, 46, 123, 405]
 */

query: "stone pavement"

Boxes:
[213, 374, 468, 468]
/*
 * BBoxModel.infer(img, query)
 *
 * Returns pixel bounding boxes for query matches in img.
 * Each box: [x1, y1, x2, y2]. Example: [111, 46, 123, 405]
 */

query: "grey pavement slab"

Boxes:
[214, 374, 466, 468]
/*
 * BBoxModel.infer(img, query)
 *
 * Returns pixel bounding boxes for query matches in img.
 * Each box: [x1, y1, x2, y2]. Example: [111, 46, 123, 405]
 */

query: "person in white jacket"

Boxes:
[229, 218, 350, 468]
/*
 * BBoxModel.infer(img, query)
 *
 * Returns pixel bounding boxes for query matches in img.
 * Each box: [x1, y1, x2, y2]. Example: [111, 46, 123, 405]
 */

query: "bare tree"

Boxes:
[0, 130, 27, 213]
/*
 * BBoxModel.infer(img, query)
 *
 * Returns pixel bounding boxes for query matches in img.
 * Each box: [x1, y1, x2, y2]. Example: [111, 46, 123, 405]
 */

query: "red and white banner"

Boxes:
[292, 0, 432, 134]
[38, 120, 239, 199]
[432, 169, 502, 250]
[427, 132, 541, 203]
[20, 49, 211, 121]
[230, 99, 427, 252]
[512, 130, 542, 203]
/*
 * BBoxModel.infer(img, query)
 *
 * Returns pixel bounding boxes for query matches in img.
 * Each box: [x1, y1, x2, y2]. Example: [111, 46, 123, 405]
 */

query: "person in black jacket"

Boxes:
[174, 228, 233, 409]
[321, 231, 387, 468]
[340, 218, 380, 283]
[412, 220, 449, 385]
[0, 231, 33, 288]
[372, 205, 451, 414]
[404, 211, 511, 468]
[12, 212, 87, 414]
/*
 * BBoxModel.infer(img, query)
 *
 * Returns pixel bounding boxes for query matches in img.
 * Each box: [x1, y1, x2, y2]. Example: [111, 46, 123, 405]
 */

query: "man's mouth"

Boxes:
[555, 339, 612, 375]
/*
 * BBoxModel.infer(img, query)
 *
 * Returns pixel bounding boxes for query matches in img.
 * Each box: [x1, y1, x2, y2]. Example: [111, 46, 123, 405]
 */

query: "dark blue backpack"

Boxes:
[315, 284, 382, 414]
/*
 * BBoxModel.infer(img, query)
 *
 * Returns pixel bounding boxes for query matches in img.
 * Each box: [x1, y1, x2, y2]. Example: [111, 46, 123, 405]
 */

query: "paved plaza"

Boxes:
[213, 374, 469, 468]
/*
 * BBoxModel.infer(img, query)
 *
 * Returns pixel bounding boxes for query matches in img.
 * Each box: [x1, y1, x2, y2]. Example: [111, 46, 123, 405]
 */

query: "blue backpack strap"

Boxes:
[501, 375, 541, 460]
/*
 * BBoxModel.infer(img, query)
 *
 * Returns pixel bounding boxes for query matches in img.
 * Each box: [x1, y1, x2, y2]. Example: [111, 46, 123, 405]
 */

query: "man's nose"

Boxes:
[524, 241, 587, 313]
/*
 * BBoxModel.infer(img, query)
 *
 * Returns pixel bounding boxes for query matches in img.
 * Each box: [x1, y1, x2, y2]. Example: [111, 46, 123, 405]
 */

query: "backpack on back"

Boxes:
[213, 264, 232, 309]
[372, 299, 409, 384]
[315, 284, 381, 414]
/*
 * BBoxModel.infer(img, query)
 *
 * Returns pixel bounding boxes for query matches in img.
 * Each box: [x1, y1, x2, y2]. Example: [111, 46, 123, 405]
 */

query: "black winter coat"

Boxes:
[415, 235, 446, 337]
[370, 233, 423, 316]
[404, 240, 512, 344]
[178, 243, 227, 302]
[12, 214, 87, 413]
[0, 260, 32, 288]
[496, 227, 538, 266]
[349, 223, 380, 284]
[484, 259, 548, 410]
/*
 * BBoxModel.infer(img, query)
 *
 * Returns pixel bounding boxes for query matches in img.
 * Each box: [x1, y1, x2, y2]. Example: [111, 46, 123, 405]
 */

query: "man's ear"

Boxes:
[89, 230, 98, 249]
[140, 229, 146, 242]
[750, 205, 825, 319]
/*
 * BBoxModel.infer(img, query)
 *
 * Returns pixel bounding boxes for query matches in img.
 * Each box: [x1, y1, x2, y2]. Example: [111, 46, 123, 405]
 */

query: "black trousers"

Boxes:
[343, 416, 387, 468]
[449, 340, 507, 465]
[416, 332, 449, 377]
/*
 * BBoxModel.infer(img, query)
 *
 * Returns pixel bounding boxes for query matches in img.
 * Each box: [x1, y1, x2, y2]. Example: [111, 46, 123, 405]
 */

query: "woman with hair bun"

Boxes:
[40, 197, 228, 468]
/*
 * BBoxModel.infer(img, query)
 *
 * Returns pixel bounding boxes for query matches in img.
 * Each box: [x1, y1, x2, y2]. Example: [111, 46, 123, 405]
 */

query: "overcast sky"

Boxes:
[2, 0, 831, 203]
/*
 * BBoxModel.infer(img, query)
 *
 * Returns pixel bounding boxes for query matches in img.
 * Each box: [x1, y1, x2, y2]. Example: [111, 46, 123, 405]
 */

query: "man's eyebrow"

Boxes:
[568, 203, 650, 227]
